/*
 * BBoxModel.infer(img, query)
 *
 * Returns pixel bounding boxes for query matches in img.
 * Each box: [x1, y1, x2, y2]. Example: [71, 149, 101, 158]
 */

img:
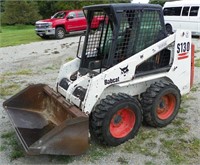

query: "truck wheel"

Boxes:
[90, 93, 142, 146]
[55, 27, 65, 39]
[165, 24, 173, 34]
[40, 35, 49, 39]
[141, 81, 181, 127]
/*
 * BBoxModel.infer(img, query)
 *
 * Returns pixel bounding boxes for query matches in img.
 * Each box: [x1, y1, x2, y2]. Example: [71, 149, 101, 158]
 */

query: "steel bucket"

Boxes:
[3, 84, 89, 155]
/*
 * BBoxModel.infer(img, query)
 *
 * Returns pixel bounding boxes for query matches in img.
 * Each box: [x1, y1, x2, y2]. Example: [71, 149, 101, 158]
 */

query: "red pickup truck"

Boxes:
[35, 10, 104, 39]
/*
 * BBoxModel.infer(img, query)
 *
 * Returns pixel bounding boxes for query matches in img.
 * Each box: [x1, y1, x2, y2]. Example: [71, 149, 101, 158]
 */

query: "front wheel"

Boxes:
[40, 35, 49, 39]
[141, 81, 181, 127]
[55, 27, 66, 39]
[90, 93, 142, 146]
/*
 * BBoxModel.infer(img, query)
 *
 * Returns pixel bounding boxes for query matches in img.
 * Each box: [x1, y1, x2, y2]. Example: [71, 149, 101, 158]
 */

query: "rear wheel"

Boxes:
[55, 27, 65, 39]
[90, 93, 142, 146]
[165, 24, 173, 34]
[141, 81, 181, 127]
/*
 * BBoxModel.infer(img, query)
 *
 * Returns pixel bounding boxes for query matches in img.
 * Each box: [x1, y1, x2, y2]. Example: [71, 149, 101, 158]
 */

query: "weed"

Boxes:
[172, 117, 185, 126]
[0, 145, 6, 151]
[163, 125, 189, 137]
[1, 131, 15, 138]
[65, 57, 74, 62]
[145, 161, 156, 165]
[195, 58, 200, 67]
[191, 86, 198, 92]
[44, 66, 56, 70]
[160, 138, 200, 164]
[52, 155, 74, 163]
[181, 94, 189, 103]
[3, 69, 32, 76]
[0, 83, 21, 98]
[181, 94, 196, 103]
[179, 107, 188, 114]
[86, 142, 112, 162]
[0, 77, 5, 84]
[123, 128, 158, 157]
[117, 156, 128, 164]
[1, 131, 24, 160]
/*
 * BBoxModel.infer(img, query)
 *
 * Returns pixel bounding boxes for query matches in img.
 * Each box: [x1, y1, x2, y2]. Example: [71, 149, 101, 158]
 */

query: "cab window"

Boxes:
[190, 6, 199, 16]
[68, 12, 76, 19]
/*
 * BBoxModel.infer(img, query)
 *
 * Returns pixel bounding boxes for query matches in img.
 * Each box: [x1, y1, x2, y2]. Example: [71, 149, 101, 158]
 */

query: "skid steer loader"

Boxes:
[3, 3, 195, 155]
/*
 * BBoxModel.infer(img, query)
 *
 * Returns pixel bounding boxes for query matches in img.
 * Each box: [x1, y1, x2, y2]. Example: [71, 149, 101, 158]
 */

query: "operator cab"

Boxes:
[76, 3, 168, 78]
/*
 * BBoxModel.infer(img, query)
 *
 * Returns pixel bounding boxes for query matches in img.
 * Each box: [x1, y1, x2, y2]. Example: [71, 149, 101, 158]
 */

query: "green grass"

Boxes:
[195, 58, 200, 67]
[122, 128, 158, 157]
[195, 49, 200, 53]
[1, 131, 24, 160]
[160, 138, 200, 164]
[0, 25, 43, 47]
[51, 155, 74, 164]
[3, 69, 33, 76]
[179, 107, 188, 114]
[86, 143, 112, 162]
[145, 161, 156, 165]
[117, 156, 128, 164]
[0, 77, 5, 84]
[0, 83, 21, 98]
[65, 57, 74, 62]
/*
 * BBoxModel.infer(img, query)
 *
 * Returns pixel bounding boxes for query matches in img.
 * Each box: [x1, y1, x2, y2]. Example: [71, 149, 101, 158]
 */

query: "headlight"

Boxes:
[46, 22, 52, 28]
[73, 86, 87, 101]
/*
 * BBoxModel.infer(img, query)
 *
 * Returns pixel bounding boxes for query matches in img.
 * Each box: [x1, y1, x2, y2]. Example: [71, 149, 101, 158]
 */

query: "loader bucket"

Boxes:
[3, 84, 89, 155]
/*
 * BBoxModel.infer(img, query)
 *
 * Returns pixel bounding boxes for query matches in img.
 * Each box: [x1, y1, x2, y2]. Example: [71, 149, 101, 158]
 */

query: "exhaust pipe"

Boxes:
[3, 84, 89, 155]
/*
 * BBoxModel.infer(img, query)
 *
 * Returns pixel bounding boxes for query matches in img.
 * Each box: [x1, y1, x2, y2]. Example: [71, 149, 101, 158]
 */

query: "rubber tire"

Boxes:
[40, 35, 49, 39]
[141, 81, 181, 127]
[165, 24, 173, 35]
[90, 93, 142, 146]
[55, 27, 65, 39]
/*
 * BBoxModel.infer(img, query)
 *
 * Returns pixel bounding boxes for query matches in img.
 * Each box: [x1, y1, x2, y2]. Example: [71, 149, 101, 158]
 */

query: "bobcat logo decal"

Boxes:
[120, 65, 129, 75]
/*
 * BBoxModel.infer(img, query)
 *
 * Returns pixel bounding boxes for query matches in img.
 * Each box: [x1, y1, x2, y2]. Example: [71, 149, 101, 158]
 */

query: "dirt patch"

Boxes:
[0, 36, 200, 165]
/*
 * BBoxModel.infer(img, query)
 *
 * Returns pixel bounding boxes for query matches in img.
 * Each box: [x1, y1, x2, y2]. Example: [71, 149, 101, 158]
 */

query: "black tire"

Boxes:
[55, 27, 65, 39]
[90, 93, 142, 146]
[165, 24, 173, 34]
[141, 81, 181, 127]
[40, 35, 49, 39]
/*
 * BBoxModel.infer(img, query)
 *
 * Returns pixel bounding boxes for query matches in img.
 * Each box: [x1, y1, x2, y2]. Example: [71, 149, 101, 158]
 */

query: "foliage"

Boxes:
[149, 0, 166, 6]
[37, 0, 131, 19]
[2, 0, 41, 25]
[0, 0, 5, 12]
[1, 0, 130, 24]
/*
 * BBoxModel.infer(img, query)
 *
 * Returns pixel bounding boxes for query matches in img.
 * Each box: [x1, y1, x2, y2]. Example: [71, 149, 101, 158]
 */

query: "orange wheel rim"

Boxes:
[109, 108, 135, 138]
[156, 94, 176, 120]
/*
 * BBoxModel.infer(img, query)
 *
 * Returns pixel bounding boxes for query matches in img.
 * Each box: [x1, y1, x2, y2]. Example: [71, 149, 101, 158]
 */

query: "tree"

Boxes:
[149, 0, 167, 6]
[37, 0, 131, 19]
[2, 0, 41, 25]
[0, 0, 5, 13]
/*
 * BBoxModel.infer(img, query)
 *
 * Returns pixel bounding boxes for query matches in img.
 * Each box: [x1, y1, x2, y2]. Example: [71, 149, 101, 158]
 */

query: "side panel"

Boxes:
[166, 30, 191, 95]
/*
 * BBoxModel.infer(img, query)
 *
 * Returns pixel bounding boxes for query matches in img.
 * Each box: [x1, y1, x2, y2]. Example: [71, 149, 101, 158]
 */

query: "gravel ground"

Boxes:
[0, 34, 200, 165]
